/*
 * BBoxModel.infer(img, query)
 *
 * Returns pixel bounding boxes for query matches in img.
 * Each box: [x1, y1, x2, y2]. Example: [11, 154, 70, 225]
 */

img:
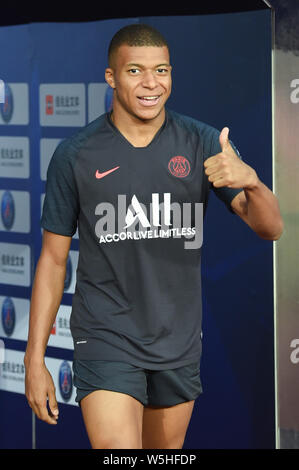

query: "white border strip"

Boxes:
[270, 6, 280, 450]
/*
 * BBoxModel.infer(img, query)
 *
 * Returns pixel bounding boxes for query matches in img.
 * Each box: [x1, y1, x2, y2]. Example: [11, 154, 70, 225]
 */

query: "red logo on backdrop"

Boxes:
[51, 321, 56, 335]
[168, 156, 191, 178]
[46, 95, 54, 115]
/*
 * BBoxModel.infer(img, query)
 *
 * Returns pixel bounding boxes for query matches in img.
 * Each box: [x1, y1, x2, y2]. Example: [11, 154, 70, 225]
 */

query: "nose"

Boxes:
[141, 70, 158, 89]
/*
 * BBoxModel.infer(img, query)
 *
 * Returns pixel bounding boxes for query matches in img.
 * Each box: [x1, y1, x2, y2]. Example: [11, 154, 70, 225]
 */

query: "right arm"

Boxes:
[24, 229, 72, 425]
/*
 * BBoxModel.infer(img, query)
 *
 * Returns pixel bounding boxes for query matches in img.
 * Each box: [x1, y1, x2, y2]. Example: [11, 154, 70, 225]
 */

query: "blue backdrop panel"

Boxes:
[0, 11, 273, 449]
[143, 13, 273, 448]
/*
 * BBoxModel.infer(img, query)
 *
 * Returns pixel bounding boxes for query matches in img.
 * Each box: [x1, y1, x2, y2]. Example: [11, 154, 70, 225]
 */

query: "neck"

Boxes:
[110, 106, 166, 147]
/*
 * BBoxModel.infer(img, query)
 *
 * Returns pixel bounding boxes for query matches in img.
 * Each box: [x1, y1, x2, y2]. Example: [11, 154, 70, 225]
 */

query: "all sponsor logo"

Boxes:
[94, 192, 203, 249]
[1, 297, 16, 337]
[0, 83, 13, 123]
[58, 360, 73, 402]
[1, 190, 15, 230]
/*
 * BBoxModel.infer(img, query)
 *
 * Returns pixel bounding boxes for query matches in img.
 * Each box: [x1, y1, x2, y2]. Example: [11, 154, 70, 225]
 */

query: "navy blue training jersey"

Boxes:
[40, 109, 243, 370]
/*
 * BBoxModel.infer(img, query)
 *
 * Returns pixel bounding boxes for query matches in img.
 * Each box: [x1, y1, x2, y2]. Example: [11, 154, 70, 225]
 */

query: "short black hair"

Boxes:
[108, 23, 170, 67]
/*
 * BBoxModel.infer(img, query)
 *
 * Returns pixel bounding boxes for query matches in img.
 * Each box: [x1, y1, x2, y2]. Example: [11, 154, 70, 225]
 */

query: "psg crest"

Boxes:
[1, 297, 16, 337]
[58, 360, 73, 402]
[0, 83, 13, 123]
[1, 190, 15, 230]
[168, 156, 191, 178]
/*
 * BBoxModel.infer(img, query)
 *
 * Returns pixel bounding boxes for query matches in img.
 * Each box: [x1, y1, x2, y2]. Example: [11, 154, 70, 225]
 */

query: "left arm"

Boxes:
[204, 127, 284, 240]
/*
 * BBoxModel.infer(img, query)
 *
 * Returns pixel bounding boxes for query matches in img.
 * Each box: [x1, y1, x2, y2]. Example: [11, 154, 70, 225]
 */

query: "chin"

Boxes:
[136, 107, 164, 122]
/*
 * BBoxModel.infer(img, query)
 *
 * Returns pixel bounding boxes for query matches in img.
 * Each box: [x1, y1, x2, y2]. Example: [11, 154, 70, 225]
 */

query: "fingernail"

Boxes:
[53, 409, 59, 415]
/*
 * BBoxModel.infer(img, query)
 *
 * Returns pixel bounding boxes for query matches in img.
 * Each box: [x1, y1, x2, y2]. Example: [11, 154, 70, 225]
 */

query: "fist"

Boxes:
[204, 127, 258, 189]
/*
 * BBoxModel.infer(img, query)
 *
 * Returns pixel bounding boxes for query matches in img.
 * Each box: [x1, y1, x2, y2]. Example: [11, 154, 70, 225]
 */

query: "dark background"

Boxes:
[0, 1, 268, 26]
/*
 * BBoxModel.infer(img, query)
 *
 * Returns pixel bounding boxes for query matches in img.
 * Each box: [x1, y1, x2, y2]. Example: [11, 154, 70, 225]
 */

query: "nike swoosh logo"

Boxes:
[95, 166, 120, 179]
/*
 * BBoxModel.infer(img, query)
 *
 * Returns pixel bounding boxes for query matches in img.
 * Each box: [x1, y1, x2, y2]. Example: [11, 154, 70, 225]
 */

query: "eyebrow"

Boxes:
[126, 63, 171, 68]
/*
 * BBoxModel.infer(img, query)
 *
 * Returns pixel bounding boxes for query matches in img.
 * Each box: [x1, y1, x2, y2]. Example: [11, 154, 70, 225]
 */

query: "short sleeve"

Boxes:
[40, 140, 79, 236]
[208, 130, 244, 214]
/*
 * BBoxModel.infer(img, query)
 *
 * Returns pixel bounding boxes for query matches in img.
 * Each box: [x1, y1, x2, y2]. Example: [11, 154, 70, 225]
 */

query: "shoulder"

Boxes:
[52, 113, 108, 164]
[167, 108, 220, 142]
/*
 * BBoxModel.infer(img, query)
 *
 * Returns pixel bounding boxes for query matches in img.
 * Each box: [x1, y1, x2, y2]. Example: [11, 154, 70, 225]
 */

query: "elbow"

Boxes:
[257, 219, 284, 241]
[272, 217, 284, 241]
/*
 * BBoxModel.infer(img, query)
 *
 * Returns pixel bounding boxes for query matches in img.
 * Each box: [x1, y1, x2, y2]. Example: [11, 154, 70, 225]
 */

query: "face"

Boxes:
[105, 44, 172, 123]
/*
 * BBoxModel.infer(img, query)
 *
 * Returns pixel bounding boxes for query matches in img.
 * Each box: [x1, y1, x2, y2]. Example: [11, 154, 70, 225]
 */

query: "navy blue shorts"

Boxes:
[72, 359, 203, 408]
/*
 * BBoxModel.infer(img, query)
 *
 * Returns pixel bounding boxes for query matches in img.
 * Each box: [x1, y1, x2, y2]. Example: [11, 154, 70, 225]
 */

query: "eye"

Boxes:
[128, 68, 140, 75]
[156, 68, 169, 74]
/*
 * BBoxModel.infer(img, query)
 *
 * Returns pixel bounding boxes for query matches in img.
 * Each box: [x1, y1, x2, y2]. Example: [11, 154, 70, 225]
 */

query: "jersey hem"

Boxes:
[72, 347, 201, 371]
[40, 222, 76, 237]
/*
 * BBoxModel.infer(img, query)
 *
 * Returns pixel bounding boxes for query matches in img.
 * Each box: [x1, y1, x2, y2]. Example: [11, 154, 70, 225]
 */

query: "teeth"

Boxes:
[140, 96, 159, 100]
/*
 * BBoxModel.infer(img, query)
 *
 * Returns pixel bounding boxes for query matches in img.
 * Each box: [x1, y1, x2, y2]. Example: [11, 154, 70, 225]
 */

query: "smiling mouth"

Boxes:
[137, 95, 161, 107]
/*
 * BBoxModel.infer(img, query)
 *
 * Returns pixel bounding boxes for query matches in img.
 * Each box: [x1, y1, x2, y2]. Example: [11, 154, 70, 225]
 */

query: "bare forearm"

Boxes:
[24, 254, 66, 364]
[244, 178, 284, 240]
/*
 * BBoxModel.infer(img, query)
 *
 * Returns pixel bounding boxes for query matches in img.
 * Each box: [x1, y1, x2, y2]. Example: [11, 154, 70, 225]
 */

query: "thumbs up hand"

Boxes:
[204, 127, 258, 189]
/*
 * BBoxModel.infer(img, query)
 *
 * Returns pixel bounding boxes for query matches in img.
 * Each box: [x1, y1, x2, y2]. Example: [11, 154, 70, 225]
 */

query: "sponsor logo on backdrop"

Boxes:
[40, 84, 86, 127]
[0, 190, 30, 233]
[1, 297, 16, 337]
[58, 360, 73, 402]
[105, 86, 113, 112]
[64, 255, 73, 291]
[1, 359, 25, 375]
[290, 339, 299, 364]
[0, 137, 30, 178]
[0, 243, 31, 286]
[51, 321, 56, 335]
[47, 305, 72, 350]
[0, 296, 29, 341]
[50, 315, 70, 338]
[46, 94, 80, 114]
[0, 83, 29, 125]
[55, 315, 70, 337]
[0, 83, 13, 123]
[1, 190, 15, 230]
[290, 79, 299, 104]
[46, 95, 54, 115]
[0, 350, 25, 394]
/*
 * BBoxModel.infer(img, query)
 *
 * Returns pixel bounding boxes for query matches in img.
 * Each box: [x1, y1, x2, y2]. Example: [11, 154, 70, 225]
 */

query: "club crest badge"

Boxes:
[168, 156, 191, 178]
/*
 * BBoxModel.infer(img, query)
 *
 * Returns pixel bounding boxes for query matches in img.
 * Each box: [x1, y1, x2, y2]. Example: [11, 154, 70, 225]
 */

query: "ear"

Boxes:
[105, 68, 116, 89]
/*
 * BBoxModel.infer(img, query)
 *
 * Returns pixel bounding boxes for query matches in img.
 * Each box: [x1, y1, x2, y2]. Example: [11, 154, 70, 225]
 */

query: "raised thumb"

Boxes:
[219, 127, 230, 152]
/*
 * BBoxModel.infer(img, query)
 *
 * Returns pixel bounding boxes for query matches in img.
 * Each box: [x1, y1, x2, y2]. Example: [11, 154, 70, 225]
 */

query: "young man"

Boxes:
[24, 24, 283, 449]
